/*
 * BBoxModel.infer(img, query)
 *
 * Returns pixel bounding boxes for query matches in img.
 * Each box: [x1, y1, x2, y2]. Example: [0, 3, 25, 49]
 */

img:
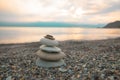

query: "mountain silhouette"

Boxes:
[104, 21, 120, 28]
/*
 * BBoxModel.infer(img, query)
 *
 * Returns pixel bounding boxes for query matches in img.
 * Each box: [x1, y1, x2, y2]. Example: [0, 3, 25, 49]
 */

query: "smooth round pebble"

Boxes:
[36, 50, 65, 61]
[40, 45, 61, 53]
[40, 38, 59, 46]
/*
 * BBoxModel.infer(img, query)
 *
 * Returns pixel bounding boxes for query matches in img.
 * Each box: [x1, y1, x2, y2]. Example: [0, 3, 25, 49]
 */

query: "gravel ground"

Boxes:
[0, 38, 120, 80]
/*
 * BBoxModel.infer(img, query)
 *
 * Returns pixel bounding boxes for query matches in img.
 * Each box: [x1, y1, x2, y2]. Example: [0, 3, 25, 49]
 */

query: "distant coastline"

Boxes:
[1, 21, 120, 28]
[0, 21, 104, 28]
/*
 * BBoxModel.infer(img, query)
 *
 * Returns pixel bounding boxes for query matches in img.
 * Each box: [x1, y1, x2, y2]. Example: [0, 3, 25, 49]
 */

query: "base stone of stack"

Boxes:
[36, 58, 65, 67]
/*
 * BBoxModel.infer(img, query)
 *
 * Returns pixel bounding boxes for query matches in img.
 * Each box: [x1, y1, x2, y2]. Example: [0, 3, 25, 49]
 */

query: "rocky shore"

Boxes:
[0, 38, 120, 80]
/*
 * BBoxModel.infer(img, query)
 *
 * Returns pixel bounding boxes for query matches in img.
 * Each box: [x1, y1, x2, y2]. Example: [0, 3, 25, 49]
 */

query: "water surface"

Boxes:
[0, 27, 120, 44]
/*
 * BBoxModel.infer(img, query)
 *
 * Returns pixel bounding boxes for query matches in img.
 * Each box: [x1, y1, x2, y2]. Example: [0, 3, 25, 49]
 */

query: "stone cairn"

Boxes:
[36, 35, 66, 67]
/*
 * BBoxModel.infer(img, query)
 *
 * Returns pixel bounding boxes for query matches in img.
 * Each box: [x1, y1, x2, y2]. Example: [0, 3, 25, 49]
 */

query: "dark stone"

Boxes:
[44, 35, 55, 40]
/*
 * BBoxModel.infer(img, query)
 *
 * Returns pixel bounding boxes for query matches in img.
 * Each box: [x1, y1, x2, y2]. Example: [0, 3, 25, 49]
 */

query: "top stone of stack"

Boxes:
[40, 34, 59, 46]
[45, 35, 55, 40]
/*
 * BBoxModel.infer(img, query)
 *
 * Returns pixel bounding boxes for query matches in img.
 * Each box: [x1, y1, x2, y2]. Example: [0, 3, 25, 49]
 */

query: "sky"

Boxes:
[0, 0, 120, 24]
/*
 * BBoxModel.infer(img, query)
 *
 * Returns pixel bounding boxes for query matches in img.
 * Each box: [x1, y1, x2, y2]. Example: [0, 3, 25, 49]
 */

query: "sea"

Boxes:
[0, 27, 120, 44]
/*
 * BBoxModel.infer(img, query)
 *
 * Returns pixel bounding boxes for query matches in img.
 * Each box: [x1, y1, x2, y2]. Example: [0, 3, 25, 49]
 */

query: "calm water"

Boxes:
[0, 27, 120, 44]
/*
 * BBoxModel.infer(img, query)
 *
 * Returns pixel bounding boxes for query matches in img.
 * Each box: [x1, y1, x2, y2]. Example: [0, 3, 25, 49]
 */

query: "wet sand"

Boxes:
[0, 38, 120, 80]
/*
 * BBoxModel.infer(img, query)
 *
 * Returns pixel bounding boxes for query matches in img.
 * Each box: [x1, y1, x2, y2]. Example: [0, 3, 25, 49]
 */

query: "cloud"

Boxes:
[0, 0, 120, 23]
[99, 2, 120, 14]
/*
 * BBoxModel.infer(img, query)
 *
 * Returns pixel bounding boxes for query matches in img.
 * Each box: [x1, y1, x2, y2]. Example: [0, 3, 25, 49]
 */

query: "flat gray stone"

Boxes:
[36, 50, 65, 61]
[58, 68, 67, 72]
[6, 76, 12, 80]
[40, 45, 61, 53]
[40, 38, 59, 46]
[36, 58, 65, 67]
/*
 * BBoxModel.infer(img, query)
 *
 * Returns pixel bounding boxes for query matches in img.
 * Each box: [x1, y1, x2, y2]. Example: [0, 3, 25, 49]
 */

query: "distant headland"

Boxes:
[104, 21, 120, 28]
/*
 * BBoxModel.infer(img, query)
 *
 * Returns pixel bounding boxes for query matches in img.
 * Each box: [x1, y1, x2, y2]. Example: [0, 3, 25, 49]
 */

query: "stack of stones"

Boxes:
[36, 35, 66, 67]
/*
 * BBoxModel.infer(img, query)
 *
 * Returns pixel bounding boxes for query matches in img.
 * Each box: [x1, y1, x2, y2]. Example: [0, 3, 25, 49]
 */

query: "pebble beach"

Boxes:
[0, 38, 120, 80]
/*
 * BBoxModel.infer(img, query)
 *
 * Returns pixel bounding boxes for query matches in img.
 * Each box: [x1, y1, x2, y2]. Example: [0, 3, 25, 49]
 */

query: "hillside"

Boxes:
[104, 21, 120, 28]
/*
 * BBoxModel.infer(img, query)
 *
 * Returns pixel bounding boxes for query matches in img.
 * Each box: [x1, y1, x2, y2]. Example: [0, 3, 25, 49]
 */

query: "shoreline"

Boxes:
[0, 38, 120, 80]
[0, 37, 120, 45]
